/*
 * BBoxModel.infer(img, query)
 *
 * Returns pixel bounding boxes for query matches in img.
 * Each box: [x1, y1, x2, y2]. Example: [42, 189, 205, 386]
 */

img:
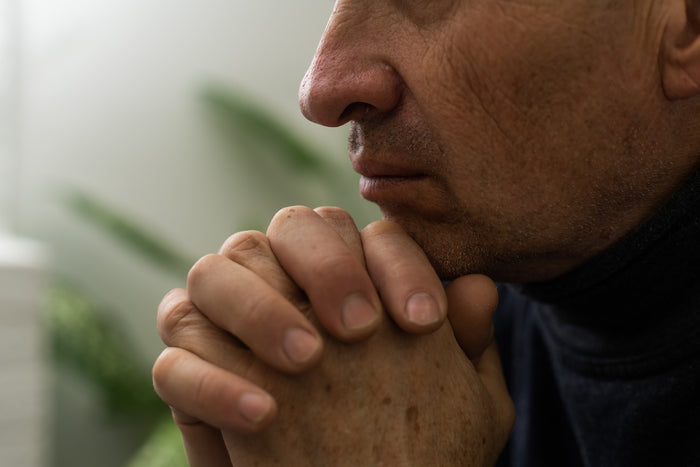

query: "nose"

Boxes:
[298, 13, 403, 127]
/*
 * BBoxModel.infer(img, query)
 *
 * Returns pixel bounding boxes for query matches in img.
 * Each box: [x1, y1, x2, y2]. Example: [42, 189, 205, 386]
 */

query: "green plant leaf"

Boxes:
[63, 190, 194, 277]
[200, 85, 332, 176]
[47, 284, 167, 417]
[126, 416, 188, 467]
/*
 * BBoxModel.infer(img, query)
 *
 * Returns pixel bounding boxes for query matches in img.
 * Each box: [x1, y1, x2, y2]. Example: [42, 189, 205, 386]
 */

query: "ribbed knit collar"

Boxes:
[515, 165, 700, 361]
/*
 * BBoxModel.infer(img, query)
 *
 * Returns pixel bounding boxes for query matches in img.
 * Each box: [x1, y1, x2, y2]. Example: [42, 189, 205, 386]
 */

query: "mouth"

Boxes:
[358, 173, 430, 203]
[352, 155, 432, 201]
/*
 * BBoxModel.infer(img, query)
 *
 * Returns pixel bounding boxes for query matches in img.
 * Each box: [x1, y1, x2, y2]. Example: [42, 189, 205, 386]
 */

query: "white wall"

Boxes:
[18, 0, 365, 358]
[0, 236, 49, 467]
[14, 1, 378, 465]
[0, 0, 20, 230]
[2, 2, 49, 466]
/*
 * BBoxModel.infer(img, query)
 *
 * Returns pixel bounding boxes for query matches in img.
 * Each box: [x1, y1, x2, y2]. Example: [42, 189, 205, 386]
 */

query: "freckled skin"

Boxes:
[300, 0, 700, 282]
[154, 2, 700, 466]
[224, 317, 505, 466]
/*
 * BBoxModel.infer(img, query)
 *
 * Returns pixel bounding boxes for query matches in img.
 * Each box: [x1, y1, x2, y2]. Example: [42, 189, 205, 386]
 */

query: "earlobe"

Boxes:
[661, 0, 700, 100]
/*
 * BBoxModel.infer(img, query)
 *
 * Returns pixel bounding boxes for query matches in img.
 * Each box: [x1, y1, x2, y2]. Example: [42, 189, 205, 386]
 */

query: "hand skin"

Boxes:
[152, 206, 514, 465]
[223, 278, 513, 466]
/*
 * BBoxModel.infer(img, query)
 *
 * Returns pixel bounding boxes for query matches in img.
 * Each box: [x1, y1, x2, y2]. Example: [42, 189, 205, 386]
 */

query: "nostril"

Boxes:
[339, 102, 374, 124]
[339, 103, 358, 122]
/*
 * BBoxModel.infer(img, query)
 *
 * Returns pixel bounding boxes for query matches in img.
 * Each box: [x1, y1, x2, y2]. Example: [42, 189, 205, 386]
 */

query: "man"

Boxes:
[153, 0, 700, 465]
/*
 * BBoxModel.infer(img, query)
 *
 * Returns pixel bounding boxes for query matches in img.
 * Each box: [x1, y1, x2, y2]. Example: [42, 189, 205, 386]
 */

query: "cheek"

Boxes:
[383, 3, 673, 279]
[411, 11, 543, 174]
[416, 9, 633, 201]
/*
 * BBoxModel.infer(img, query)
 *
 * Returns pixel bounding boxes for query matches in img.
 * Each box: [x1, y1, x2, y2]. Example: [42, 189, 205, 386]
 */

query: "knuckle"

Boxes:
[362, 219, 402, 239]
[314, 206, 351, 222]
[151, 347, 178, 400]
[363, 219, 396, 235]
[244, 292, 284, 325]
[274, 204, 312, 217]
[219, 230, 269, 260]
[187, 253, 222, 290]
[270, 205, 314, 227]
[157, 293, 200, 344]
[309, 250, 359, 280]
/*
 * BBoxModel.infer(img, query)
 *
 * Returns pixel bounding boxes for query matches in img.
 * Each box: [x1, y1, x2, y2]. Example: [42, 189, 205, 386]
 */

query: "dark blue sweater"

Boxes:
[494, 169, 700, 466]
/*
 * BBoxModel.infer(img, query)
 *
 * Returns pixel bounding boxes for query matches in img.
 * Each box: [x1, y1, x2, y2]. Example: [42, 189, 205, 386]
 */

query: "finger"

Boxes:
[444, 275, 514, 442]
[170, 412, 232, 467]
[267, 206, 383, 341]
[185, 258, 324, 372]
[218, 230, 304, 306]
[444, 274, 499, 362]
[314, 206, 366, 266]
[361, 220, 447, 333]
[152, 347, 278, 434]
[156, 291, 285, 445]
[157, 288, 252, 371]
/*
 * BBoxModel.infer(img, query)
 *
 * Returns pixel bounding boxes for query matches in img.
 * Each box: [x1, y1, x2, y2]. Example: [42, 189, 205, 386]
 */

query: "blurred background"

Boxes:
[0, 0, 379, 465]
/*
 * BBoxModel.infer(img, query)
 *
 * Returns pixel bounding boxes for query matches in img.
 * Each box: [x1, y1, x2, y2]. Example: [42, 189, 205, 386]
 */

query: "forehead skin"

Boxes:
[302, 0, 700, 281]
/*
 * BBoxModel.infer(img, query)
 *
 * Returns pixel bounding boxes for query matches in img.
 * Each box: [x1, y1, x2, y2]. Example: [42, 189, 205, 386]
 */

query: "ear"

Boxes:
[661, 0, 700, 100]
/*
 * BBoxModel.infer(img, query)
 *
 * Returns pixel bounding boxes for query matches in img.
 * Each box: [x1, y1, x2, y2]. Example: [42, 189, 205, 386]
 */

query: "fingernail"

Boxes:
[238, 392, 273, 425]
[283, 327, 321, 365]
[405, 292, 441, 326]
[341, 294, 379, 332]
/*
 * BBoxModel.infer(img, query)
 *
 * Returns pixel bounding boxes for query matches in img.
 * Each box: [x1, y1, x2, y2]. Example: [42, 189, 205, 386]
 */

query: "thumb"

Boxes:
[445, 274, 498, 364]
[446, 275, 514, 448]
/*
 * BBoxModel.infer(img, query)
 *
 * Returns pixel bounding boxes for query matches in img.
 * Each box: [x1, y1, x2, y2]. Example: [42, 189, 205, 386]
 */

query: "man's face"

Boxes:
[300, 0, 681, 282]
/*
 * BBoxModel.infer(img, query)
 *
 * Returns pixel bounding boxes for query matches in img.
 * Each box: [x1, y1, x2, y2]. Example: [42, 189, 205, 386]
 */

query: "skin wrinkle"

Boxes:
[156, 2, 700, 464]
[303, 0, 700, 284]
[436, 15, 521, 149]
[432, 16, 580, 225]
[394, 0, 462, 29]
[332, 0, 396, 38]
[503, 4, 600, 40]
[436, 7, 592, 166]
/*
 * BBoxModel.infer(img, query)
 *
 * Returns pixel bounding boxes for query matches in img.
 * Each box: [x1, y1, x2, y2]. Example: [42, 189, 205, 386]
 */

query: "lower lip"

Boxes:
[359, 175, 429, 202]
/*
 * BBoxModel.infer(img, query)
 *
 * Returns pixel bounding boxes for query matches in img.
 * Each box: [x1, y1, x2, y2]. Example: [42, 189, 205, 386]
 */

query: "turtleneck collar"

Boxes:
[511, 165, 700, 360]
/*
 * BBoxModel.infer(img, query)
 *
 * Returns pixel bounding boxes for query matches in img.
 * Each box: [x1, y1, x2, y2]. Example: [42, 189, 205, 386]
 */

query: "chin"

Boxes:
[383, 209, 560, 283]
[380, 209, 486, 280]
[421, 239, 487, 281]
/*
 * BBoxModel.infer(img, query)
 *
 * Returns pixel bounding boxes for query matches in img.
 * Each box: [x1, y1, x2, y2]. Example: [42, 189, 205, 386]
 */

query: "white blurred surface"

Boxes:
[8, 1, 375, 466]
[0, 0, 21, 231]
[17, 0, 353, 360]
[0, 235, 49, 467]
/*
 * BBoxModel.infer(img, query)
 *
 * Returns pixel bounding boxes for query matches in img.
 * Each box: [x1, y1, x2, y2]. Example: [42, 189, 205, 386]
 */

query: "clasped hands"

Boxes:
[153, 206, 514, 466]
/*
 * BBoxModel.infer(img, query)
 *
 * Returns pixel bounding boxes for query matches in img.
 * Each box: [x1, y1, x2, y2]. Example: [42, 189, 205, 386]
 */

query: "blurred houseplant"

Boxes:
[49, 84, 375, 466]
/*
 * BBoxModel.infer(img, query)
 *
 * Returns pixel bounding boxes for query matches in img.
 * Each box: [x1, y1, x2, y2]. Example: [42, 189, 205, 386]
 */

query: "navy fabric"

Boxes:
[494, 168, 700, 467]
